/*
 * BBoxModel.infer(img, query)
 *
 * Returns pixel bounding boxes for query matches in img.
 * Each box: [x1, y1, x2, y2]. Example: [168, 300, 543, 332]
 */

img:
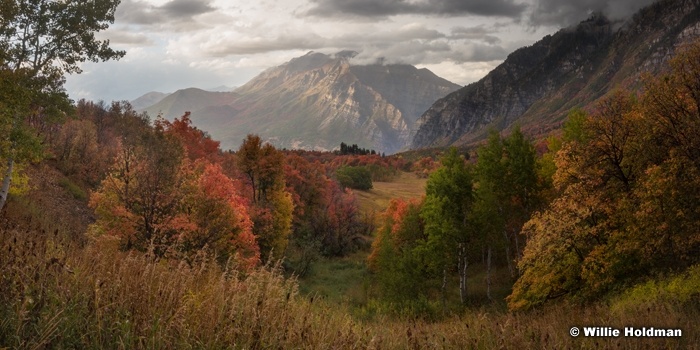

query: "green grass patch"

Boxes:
[297, 250, 370, 306]
[58, 177, 87, 201]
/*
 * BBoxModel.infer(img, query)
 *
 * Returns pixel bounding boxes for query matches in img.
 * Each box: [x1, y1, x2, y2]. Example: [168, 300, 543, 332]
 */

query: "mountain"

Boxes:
[206, 85, 236, 92]
[141, 52, 459, 153]
[411, 0, 700, 149]
[143, 88, 239, 119]
[130, 91, 170, 110]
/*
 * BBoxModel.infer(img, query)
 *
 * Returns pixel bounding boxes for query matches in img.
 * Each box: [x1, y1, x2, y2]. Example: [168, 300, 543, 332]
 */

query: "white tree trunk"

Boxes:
[458, 243, 468, 305]
[504, 229, 514, 277]
[487, 245, 492, 301]
[0, 157, 14, 211]
[441, 268, 448, 310]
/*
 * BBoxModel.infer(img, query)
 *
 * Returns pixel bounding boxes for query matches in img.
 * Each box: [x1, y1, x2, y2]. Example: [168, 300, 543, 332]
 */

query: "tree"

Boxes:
[368, 198, 433, 312]
[420, 147, 474, 305]
[181, 162, 259, 269]
[156, 112, 221, 163]
[236, 135, 293, 261]
[0, 0, 124, 210]
[89, 131, 186, 256]
[508, 91, 654, 310]
[335, 166, 373, 190]
[53, 119, 102, 184]
[472, 127, 541, 299]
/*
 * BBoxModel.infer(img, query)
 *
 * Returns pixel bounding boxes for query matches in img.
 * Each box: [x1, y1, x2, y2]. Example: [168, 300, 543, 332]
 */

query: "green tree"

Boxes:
[335, 166, 373, 190]
[0, 0, 124, 209]
[420, 147, 474, 305]
[473, 127, 541, 299]
[368, 198, 433, 313]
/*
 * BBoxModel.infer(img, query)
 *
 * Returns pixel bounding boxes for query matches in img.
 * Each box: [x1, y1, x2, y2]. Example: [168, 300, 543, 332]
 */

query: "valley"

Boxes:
[2, 0, 700, 348]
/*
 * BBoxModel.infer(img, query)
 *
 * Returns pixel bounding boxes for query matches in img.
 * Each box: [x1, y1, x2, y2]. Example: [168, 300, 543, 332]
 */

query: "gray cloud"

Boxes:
[207, 34, 328, 56]
[160, 0, 215, 18]
[117, 0, 216, 26]
[450, 25, 502, 44]
[529, 0, 657, 27]
[348, 39, 509, 67]
[305, 0, 528, 19]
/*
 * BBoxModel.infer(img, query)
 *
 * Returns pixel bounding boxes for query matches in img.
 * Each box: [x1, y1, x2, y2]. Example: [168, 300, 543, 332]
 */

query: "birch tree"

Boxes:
[0, 0, 124, 210]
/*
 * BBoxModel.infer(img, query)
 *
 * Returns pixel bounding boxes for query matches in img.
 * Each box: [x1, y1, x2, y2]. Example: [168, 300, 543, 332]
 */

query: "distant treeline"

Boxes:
[337, 142, 381, 156]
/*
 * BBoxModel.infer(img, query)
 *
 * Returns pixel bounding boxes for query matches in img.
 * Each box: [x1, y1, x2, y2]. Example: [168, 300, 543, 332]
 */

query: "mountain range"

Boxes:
[134, 0, 700, 154]
[411, 0, 700, 149]
[137, 52, 459, 153]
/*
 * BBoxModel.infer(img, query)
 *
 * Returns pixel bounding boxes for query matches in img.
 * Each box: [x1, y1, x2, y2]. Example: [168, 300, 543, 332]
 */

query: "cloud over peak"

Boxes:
[304, 0, 528, 19]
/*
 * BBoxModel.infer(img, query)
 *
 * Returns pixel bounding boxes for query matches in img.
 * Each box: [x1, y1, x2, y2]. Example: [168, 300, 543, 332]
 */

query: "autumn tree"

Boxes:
[53, 119, 102, 184]
[237, 135, 293, 261]
[90, 129, 259, 269]
[283, 153, 371, 274]
[156, 112, 221, 163]
[505, 78, 700, 310]
[0, 0, 124, 210]
[90, 130, 186, 256]
[180, 162, 259, 269]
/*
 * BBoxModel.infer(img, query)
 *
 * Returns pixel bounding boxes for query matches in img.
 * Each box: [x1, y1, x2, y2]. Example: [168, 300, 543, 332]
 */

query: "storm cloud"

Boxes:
[528, 0, 658, 27]
[67, 0, 663, 103]
[305, 0, 528, 19]
[117, 0, 217, 26]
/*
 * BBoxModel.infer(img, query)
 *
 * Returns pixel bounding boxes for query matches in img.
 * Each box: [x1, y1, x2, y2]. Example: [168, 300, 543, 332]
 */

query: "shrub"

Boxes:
[335, 166, 372, 190]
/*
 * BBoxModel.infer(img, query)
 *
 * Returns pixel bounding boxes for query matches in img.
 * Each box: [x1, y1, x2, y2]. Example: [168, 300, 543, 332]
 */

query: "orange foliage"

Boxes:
[156, 112, 221, 163]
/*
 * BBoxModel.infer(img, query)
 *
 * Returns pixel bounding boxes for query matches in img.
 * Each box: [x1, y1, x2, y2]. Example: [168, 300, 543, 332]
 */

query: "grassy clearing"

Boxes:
[354, 171, 427, 215]
[298, 172, 426, 306]
[297, 250, 370, 306]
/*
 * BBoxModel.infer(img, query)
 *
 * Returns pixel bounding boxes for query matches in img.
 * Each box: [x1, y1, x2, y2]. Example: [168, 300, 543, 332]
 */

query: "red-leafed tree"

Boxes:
[90, 127, 259, 270]
[181, 162, 259, 269]
[156, 112, 221, 163]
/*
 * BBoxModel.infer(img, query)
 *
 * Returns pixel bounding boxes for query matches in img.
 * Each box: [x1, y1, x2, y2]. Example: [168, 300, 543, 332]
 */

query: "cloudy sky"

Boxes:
[64, 0, 656, 102]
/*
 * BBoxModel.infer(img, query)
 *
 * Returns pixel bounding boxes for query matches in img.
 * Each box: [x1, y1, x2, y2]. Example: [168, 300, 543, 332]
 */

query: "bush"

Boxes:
[335, 166, 373, 190]
[611, 265, 700, 313]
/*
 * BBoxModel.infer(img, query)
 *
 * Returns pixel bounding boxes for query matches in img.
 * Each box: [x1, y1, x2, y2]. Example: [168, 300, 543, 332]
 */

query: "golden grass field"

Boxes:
[354, 172, 427, 215]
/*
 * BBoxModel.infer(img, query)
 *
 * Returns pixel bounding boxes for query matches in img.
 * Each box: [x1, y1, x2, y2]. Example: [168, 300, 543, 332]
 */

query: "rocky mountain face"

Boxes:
[140, 52, 459, 154]
[411, 0, 700, 149]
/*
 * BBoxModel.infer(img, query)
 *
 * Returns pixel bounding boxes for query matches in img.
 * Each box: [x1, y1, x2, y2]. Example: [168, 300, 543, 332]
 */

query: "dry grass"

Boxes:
[1, 221, 697, 349]
[354, 171, 427, 216]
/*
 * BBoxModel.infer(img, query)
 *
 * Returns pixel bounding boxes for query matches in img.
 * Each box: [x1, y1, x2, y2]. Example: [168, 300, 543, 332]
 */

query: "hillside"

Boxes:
[411, 0, 700, 148]
[141, 52, 459, 154]
[129, 91, 170, 110]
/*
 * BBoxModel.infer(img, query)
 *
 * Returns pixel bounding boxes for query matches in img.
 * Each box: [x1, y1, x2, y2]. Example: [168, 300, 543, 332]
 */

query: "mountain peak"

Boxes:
[411, 0, 700, 149]
[139, 51, 459, 154]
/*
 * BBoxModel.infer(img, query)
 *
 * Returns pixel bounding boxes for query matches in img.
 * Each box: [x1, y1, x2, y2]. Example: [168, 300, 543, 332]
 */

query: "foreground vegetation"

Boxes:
[1, 219, 697, 349]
